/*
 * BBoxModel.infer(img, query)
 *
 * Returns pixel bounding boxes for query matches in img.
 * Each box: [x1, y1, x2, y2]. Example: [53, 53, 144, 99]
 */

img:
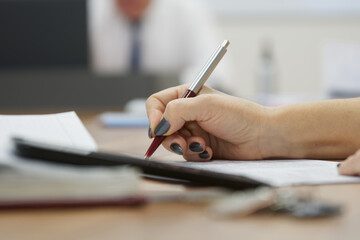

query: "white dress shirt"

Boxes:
[88, 0, 232, 92]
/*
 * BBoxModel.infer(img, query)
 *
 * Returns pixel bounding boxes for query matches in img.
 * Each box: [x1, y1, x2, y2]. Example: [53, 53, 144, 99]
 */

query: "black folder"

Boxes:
[13, 138, 266, 190]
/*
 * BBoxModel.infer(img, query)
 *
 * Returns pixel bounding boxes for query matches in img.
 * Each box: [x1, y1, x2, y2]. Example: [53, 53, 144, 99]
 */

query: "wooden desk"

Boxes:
[0, 113, 359, 240]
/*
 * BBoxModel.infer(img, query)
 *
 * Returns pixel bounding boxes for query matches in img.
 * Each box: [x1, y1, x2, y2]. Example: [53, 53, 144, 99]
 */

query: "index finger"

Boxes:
[338, 149, 360, 176]
[146, 84, 189, 134]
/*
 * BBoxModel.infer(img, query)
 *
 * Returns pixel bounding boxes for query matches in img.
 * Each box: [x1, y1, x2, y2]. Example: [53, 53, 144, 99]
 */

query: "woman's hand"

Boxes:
[147, 85, 360, 161]
[146, 84, 272, 161]
[338, 149, 360, 176]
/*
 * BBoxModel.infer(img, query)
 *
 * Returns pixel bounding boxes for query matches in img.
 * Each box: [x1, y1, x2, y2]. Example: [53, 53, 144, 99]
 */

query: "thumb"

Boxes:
[153, 95, 218, 136]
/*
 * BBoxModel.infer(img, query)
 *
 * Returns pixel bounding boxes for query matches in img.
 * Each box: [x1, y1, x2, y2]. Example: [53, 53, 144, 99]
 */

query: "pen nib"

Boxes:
[144, 155, 150, 160]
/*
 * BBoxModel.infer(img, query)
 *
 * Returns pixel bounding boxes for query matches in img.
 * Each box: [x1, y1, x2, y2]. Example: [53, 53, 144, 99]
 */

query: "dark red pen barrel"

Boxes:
[145, 135, 166, 158]
[144, 89, 197, 159]
[182, 90, 197, 98]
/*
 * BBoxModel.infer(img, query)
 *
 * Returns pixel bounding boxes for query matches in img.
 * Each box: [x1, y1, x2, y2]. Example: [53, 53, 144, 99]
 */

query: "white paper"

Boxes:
[177, 160, 360, 187]
[0, 111, 97, 166]
[0, 165, 140, 201]
[0, 112, 140, 200]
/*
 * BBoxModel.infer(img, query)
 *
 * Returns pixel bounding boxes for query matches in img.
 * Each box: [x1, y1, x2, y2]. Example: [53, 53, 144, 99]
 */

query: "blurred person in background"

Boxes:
[88, 0, 232, 93]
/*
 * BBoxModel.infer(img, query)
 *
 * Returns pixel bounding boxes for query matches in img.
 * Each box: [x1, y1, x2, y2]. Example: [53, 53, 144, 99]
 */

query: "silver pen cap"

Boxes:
[189, 40, 230, 94]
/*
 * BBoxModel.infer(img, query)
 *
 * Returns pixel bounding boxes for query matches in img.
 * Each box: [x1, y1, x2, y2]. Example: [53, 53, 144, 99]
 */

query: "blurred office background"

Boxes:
[206, 0, 360, 103]
[1, 0, 360, 111]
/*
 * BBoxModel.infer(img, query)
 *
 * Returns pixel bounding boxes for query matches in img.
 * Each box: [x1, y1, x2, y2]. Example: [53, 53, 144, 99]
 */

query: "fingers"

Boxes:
[146, 85, 220, 160]
[163, 135, 213, 161]
[146, 85, 189, 137]
[338, 149, 360, 176]
[156, 94, 221, 136]
[146, 85, 219, 137]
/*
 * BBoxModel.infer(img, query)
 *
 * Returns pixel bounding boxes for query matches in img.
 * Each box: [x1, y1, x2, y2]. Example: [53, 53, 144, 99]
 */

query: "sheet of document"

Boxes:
[0, 164, 140, 201]
[0, 111, 97, 166]
[0, 112, 141, 201]
[178, 160, 360, 187]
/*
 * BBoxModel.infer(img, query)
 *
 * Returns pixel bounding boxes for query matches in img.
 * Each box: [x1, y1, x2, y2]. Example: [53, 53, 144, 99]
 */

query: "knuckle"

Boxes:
[145, 95, 155, 108]
[166, 99, 184, 114]
[198, 94, 213, 103]
[197, 94, 221, 106]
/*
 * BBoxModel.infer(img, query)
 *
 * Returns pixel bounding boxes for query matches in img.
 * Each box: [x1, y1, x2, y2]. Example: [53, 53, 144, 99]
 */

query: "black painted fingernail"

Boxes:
[337, 163, 342, 168]
[148, 126, 152, 138]
[189, 142, 204, 152]
[199, 151, 210, 159]
[154, 118, 170, 136]
[170, 143, 183, 155]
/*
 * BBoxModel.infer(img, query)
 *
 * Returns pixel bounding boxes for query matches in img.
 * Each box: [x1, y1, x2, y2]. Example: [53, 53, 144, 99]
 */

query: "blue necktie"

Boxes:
[130, 22, 141, 73]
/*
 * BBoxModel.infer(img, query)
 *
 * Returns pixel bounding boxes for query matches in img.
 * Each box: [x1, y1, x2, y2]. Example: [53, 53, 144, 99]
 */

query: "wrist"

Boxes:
[258, 106, 293, 159]
[258, 102, 356, 160]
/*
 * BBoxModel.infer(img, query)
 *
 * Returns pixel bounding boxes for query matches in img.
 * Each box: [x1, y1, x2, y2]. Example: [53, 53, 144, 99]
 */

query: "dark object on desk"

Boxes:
[0, 196, 146, 210]
[286, 201, 341, 218]
[13, 138, 264, 190]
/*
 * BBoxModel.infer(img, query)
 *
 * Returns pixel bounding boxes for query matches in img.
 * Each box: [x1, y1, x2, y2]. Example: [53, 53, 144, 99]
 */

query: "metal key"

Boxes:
[209, 187, 341, 218]
[272, 189, 341, 218]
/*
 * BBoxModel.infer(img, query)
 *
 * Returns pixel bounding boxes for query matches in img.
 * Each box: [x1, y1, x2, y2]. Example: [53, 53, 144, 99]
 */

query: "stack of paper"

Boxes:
[0, 112, 140, 207]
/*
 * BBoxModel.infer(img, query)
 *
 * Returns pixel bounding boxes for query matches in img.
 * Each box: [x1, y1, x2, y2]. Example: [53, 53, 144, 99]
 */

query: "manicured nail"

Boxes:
[154, 118, 170, 136]
[170, 143, 183, 155]
[189, 142, 204, 152]
[148, 126, 152, 138]
[337, 163, 342, 168]
[199, 151, 210, 159]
